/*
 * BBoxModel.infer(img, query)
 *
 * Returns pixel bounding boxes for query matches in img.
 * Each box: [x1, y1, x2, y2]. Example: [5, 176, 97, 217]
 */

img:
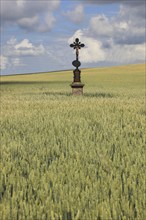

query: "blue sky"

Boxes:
[0, 0, 145, 75]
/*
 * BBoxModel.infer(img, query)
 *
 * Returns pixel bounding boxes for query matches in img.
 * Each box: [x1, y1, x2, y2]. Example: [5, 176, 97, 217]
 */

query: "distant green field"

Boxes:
[0, 63, 145, 219]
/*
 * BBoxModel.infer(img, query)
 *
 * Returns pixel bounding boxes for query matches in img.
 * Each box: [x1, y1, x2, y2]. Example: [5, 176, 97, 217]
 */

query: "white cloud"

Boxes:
[3, 38, 46, 57]
[15, 39, 33, 49]
[89, 13, 145, 46]
[0, 56, 9, 70]
[1, 37, 47, 71]
[118, 22, 128, 30]
[89, 14, 133, 45]
[67, 2, 144, 65]
[69, 26, 145, 65]
[89, 15, 113, 37]
[38, 13, 56, 32]
[17, 12, 55, 32]
[105, 43, 146, 63]
[1, 0, 60, 32]
[119, 2, 145, 19]
[16, 0, 25, 7]
[68, 30, 105, 63]
[18, 16, 39, 31]
[63, 4, 84, 23]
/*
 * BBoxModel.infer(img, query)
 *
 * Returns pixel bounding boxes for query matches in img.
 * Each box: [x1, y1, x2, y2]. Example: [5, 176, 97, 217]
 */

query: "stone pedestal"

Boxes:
[73, 68, 81, 82]
[70, 82, 84, 95]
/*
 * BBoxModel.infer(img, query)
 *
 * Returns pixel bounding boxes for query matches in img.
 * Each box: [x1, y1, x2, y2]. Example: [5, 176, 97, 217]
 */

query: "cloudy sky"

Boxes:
[0, 0, 146, 75]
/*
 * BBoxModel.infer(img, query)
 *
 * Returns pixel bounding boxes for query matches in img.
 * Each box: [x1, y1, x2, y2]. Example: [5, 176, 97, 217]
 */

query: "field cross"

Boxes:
[70, 38, 85, 61]
[69, 37, 85, 95]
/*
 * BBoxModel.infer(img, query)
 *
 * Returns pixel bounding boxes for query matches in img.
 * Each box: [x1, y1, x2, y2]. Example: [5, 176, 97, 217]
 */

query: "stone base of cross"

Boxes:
[71, 82, 84, 95]
[70, 68, 84, 95]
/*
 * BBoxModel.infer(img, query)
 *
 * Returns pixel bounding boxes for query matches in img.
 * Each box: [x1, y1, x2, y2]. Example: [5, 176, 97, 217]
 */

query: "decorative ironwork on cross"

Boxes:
[70, 38, 85, 61]
[69, 38, 85, 95]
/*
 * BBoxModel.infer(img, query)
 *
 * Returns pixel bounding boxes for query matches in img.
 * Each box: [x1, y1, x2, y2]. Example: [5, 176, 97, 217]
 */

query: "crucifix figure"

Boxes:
[70, 38, 85, 95]
[70, 38, 85, 61]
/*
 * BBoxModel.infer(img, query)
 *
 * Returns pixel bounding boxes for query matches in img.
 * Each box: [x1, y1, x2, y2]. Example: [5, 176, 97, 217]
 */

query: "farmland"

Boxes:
[0, 63, 145, 219]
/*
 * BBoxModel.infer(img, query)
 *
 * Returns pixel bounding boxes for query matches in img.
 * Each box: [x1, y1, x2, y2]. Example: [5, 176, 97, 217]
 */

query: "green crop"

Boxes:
[0, 63, 145, 219]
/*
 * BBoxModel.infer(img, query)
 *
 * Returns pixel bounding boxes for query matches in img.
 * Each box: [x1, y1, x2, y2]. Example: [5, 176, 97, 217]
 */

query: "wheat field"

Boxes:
[0, 63, 145, 219]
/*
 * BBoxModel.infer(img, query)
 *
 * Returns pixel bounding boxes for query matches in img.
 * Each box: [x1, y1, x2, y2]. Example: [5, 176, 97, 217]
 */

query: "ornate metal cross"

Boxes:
[69, 38, 85, 95]
[70, 38, 85, 61]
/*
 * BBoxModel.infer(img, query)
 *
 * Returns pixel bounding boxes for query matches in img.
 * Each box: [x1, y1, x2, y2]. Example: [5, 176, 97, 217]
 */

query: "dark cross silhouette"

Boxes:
[70, 38, 85, 61]
[69, 38, 85, 95]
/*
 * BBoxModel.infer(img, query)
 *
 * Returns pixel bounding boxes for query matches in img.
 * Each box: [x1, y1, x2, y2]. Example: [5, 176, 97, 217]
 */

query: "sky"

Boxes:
[0, 0, 146, 75]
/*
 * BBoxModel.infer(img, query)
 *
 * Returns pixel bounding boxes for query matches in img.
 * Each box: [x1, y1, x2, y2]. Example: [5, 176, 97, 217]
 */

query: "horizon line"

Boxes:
[0, 62, 145, 77]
